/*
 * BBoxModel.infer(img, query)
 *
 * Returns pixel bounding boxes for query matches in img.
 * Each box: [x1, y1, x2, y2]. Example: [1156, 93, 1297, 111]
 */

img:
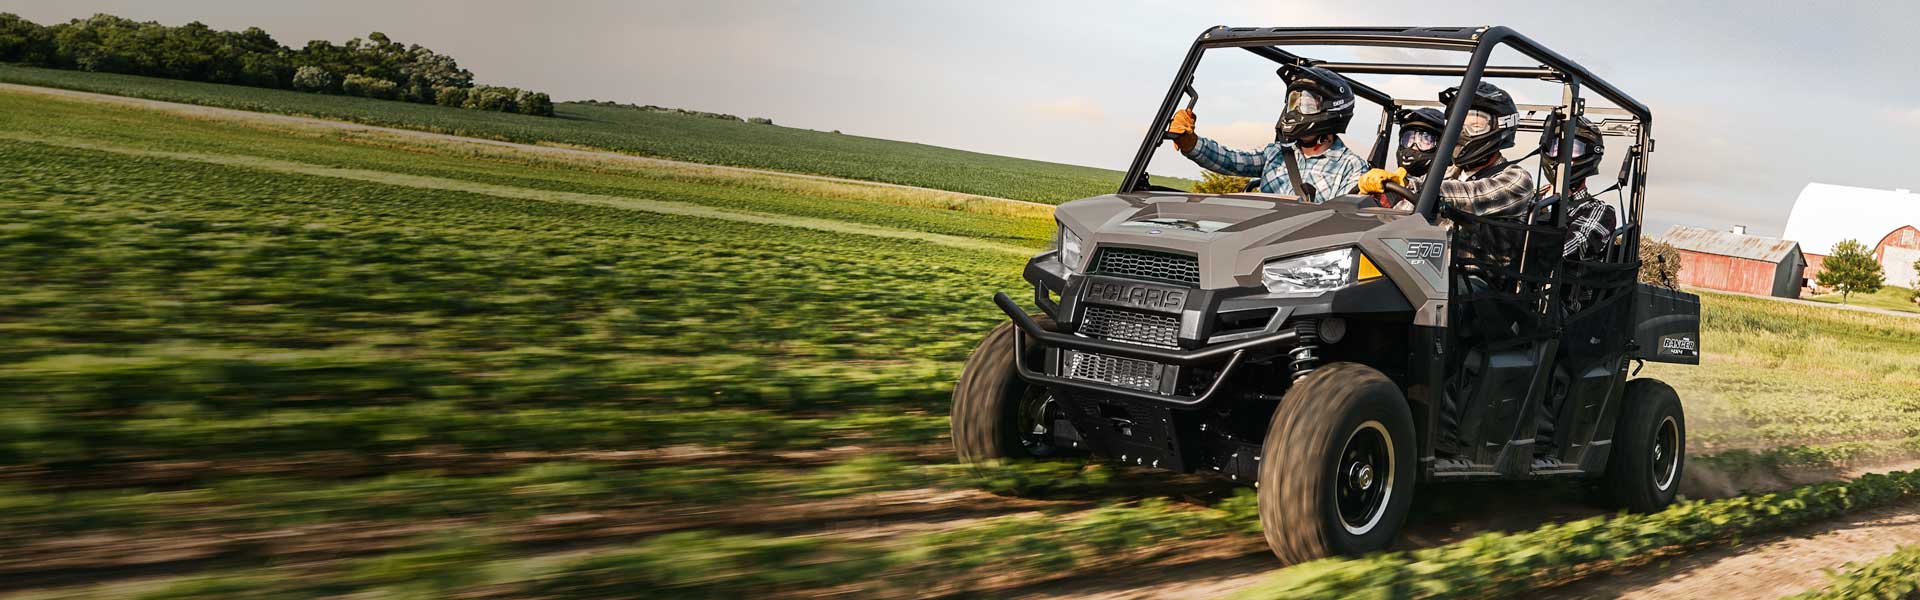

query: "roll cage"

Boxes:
[1123, 25, 1654, 261]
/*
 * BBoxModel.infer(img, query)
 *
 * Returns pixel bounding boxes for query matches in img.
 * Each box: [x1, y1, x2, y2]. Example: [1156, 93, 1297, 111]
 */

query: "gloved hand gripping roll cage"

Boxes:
[1540, 116, 1614, 260]
[1356, 82, 1535, 218]
[1166, 65, 1370, 201]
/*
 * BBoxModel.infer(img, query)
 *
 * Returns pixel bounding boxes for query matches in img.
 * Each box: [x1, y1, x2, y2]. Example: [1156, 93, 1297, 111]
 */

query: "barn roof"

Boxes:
[1783, 182, 1920, 256]
[1662, 225, 1802, 263]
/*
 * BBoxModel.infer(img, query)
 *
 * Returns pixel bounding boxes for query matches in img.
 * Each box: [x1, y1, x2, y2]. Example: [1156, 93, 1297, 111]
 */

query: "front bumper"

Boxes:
[994, 292, 1298, 406]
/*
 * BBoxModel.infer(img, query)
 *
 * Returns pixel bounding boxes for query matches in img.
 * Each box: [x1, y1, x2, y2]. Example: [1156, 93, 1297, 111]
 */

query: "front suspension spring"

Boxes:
[1289, 320, 1320, 380]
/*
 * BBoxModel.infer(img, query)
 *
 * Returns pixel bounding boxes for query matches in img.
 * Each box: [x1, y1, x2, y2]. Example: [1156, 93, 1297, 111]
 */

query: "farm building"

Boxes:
[1783, 182, 1920, 291]
[1662, 225, 1806, 298]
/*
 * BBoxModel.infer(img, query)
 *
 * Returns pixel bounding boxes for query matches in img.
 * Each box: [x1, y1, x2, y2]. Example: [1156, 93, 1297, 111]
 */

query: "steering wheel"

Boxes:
[1380, 181, 1418, 207]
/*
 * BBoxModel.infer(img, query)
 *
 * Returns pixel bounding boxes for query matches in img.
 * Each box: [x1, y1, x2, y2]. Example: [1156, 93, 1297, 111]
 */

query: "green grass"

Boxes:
[4, 83, 1920, 598]
[1806, 284, 1920, 313]
[0, 63, 1157, 204]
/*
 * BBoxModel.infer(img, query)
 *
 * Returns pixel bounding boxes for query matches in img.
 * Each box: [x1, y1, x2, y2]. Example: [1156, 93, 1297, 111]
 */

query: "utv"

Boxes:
[951, 26, 1701, 563]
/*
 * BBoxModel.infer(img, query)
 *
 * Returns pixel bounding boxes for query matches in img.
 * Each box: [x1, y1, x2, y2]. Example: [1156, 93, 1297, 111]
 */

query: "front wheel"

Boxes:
[1258, 363, 1416, 564]
[951, 316, 1067, 463]
[1605, 378, 1685, 512]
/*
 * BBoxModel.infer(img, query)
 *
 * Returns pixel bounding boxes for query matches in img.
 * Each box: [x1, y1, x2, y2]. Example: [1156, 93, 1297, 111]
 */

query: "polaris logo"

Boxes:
[1086, 281, 1187, 311]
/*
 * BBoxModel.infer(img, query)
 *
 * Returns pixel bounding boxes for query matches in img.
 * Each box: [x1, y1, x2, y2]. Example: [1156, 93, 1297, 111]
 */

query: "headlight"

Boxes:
[1057, 224, 1085, 273]
[1261, 248, 1354, 296]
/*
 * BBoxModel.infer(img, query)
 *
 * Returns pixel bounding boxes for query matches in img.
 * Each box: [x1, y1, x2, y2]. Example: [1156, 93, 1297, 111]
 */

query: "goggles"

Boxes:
[1545, 137, 1592, 160]
[1287, 90, 1324, 115]
[1462, 109, 1496, 137]
[1399, 129, 1437, 152]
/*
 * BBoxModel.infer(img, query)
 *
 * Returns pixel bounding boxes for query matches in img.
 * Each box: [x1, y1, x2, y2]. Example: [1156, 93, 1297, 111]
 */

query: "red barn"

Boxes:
[1663, 225, 1806, 298]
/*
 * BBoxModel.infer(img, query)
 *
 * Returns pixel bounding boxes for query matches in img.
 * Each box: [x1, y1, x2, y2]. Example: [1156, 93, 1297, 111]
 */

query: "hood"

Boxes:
[1054, 192, 1407, 288]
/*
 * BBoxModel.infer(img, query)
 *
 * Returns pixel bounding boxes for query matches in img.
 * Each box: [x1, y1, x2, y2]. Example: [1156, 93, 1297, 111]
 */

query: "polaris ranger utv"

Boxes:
[950, 26, 1701, 563]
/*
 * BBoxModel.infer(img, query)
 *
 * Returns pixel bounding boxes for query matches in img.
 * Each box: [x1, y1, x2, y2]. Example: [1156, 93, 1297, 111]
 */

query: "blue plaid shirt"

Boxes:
[1182, 136, 1369, 201]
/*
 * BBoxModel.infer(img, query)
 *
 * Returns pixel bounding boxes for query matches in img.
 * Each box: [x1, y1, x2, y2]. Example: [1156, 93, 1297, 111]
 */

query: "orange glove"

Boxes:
[1168, 109, 1198, 152]
[1357, 167, 1408, 194]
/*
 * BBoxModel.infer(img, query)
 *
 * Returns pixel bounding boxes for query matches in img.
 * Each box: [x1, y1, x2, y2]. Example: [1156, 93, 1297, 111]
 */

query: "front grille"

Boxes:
[1080, 306, 1179, 348]
[1064, 350, 1163, 391]
[1092, 248, 1201, 286]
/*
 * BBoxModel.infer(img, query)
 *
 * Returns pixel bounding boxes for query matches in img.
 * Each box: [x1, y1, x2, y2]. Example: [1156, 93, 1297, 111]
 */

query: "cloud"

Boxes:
[1028, 96, 1107, 121]
[1882, 107, 1920, 128]
[1203, 119, 1279, 152]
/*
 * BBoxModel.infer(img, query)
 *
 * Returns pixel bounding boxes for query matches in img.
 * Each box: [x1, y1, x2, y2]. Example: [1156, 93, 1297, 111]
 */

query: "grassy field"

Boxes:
[1807, 284, 1920, 314]
[0, 63, 1151, 204]
[5, 80, 1920, 598]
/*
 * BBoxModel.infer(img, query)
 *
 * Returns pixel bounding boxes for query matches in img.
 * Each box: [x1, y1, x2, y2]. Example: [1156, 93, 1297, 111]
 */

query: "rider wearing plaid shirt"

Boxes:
[1181, 136, 1369, 199]
[1166, 65, 1368, 202]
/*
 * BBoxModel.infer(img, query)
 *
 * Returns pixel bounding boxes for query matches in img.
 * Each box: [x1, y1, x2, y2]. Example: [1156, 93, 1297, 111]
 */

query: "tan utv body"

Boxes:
[950, 26, 1699, 564]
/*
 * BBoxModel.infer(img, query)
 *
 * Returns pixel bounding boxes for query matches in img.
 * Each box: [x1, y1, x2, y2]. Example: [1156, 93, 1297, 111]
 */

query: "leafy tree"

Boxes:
[340, 73, 396, 99]
[1815, 239, 1883, 304]
[0, 13, 54, 64]
[516, 90, 553, 116]
[292, 65, 334, 92]
[1192, 171, 1251, 194]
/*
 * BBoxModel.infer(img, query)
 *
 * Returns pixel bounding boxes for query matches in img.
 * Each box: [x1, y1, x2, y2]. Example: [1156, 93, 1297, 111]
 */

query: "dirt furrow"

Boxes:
[1538, 501, 1920, 599]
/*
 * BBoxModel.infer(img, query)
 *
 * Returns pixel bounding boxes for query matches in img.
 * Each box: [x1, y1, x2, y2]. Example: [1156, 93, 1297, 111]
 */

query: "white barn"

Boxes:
[1782, 183, 1920, 290]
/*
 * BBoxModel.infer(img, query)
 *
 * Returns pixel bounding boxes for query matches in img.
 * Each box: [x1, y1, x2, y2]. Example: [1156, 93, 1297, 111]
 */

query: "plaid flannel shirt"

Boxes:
[1182, 136, 1369, 201]
[1562, 190, 1618, 260]
[1407, 161, 1536, 218]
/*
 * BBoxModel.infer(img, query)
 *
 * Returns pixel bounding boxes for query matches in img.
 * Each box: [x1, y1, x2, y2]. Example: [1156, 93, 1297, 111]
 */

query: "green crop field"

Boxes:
[5, 79, 1920, 599]
[0, 63, 1155, 205]
[1807, 284, 1920, 314]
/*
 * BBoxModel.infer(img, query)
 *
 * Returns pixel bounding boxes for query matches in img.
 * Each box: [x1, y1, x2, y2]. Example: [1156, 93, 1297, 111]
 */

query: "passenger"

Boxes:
[1164, 65, 1369, 202]
[1355, 82, 1534, 218]
[1540, 116, 1615, 260]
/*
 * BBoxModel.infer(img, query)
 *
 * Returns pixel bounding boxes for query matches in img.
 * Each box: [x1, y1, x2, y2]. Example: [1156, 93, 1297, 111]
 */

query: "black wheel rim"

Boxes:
[1652, 415, 1679, 492]
[1015, 384, 1059, 457]
[1336, 421, 1394, 535]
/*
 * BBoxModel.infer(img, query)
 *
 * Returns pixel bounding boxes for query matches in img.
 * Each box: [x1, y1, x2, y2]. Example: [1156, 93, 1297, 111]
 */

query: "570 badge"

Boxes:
[1404, 240, 1445, 264]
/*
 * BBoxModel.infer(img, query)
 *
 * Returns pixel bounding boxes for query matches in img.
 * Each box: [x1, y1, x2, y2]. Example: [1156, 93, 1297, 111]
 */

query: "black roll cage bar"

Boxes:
[1123, 26, 1653, 256]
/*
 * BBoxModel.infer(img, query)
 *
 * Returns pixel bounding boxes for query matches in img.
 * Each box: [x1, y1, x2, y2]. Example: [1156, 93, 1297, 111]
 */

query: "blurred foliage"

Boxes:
[1789, 543, 1920, 600]
[1233, 470, 1920, 599]
[1193, 171, 1253, 194]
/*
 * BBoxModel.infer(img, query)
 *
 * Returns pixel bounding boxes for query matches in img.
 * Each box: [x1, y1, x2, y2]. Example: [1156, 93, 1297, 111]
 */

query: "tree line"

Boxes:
[0, 13, 552, 116]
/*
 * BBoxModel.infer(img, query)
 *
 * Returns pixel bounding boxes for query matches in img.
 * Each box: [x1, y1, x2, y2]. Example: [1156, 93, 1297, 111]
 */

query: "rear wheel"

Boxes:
[951, 316, 1067, 462]
[1606, 378, 1685, 512]
[1258, 363, 1416, 564]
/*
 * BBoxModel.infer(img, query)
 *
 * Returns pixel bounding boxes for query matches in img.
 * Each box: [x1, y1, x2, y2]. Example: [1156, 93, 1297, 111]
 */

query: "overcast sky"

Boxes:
[7, 1, 1920, 238]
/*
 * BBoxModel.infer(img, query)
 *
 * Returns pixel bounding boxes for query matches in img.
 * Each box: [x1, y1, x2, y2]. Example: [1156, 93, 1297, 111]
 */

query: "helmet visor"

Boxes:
[1287, 90, 1324, 115]
[1545, 137, 1591, 160]
[1462, 109, 1496, 137]
[1399, 129, 1437, 152]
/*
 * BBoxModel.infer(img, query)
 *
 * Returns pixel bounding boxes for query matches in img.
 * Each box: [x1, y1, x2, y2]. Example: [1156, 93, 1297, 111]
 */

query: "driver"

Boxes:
[1395, 107, 1446, 175]
[1165, 65, 1368, 202]
[1357, 82, 1533, 218]
[1541, 116, 1615, 260]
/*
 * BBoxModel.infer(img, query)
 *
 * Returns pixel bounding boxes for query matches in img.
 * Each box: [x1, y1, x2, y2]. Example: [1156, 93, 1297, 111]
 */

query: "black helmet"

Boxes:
[1395, 107, 1445, 173]
[1540, 115, 1605, 187]
[1439, 82, 1518, 167]
[1275, 65, 1355, 143]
